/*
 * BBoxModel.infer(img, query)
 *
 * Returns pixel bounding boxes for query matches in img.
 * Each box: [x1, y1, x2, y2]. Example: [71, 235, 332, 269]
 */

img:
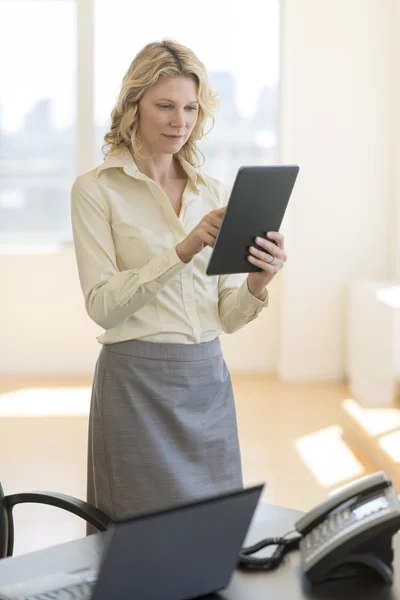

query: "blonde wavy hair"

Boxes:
[102, 39, 219, 167]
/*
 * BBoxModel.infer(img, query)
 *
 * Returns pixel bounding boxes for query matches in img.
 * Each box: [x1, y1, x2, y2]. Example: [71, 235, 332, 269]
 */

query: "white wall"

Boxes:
[396, 0, 400, 280]
[1, 0, 398, 378]
[278, 0, 397, 380]
[0, 250, 99, 375]
[0, 247, 281, 375]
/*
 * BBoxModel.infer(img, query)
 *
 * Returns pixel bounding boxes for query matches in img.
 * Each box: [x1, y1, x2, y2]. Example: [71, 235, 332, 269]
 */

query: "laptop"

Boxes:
[0, 484, 264, 600]
[206, 165, 299, 276]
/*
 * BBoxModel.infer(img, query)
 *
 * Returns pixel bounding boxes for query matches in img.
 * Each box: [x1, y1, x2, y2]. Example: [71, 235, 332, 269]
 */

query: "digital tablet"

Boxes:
[206, 165, 299, 276]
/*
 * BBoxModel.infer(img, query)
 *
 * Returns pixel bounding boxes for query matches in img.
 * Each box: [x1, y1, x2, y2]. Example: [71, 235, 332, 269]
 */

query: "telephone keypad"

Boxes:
[303, 501, 388, 558]
[303, 510, 351, 555]
[305, 511, 352, 553]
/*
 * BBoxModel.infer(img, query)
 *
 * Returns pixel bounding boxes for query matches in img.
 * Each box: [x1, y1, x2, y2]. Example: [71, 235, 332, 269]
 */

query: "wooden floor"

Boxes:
[0, 374, 396, 557]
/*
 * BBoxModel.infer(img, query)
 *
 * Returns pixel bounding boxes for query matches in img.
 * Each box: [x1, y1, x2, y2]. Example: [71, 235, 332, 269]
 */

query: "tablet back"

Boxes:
[206, 165, 299, 276]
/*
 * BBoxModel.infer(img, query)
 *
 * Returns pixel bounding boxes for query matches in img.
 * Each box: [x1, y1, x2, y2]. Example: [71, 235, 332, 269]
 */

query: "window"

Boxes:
[0, 0, 76, 246]
[0, 0, 280, 249]
[95, 0, 280, 188]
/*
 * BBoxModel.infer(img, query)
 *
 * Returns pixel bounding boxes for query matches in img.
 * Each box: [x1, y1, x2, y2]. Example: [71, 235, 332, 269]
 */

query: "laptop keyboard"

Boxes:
[13, 580, 96, 600]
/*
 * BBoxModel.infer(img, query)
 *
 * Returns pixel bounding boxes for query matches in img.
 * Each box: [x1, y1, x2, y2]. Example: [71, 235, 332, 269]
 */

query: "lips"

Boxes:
[163, 134, 184, 140]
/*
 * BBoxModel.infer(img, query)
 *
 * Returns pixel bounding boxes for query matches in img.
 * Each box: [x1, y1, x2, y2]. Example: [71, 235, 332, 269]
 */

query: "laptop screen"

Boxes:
[93, 485, 263, 600]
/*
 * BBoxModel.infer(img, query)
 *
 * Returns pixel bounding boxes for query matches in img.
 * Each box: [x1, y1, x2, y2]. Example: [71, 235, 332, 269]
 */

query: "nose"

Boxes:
[170, 109, 186, 128]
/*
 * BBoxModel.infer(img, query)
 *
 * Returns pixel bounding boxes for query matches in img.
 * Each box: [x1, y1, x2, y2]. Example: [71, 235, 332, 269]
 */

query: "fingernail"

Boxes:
[256, 237, 262, 243]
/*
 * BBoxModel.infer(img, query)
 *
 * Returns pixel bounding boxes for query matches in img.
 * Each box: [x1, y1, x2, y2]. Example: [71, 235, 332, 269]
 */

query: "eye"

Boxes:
[186, 106, 198, 112]
[157, 104, 171, 109]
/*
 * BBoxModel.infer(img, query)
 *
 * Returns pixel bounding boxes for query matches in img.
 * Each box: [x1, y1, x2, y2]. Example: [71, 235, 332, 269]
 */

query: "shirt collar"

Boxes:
[95, 144, 205, 189]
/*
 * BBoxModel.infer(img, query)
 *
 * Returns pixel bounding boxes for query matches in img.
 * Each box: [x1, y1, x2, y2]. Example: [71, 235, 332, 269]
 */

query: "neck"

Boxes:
[132, 150, 184, 185]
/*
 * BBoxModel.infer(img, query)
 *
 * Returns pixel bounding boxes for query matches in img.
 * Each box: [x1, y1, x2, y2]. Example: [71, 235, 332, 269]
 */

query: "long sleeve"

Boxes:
[71, 176, 186, 330]
[206, 179, 269, 334]
[218, 274, 268, 334]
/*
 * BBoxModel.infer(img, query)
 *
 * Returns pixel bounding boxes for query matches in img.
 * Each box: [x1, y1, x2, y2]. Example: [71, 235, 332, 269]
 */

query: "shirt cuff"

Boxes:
[138, 247, 186, 286]
[235, 280, 269, 316]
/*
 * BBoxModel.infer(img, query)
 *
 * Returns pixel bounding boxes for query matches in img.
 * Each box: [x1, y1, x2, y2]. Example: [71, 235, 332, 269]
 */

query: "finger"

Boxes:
[204, 224, 219, 238]
[213, 207, 226, 217]
[254, 239, 287, 262]
[205, 213, 224, 228]
[255, 237, 281, 252]
[249, 246, 279, 265]
[202, 209, 224, 229]
[249, 248, 286, 270]
[201, 232, 217, 247]
[266, 231, 284, 250]
[247, 255, 275, 270]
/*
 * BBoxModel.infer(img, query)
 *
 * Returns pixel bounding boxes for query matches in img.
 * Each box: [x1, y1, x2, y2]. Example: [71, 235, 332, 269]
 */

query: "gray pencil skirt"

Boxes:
[86, 337, 243, 523]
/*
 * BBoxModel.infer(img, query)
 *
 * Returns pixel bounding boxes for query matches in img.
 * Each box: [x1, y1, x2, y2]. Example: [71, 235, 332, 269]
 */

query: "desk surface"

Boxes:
[0, 503, 399, 600]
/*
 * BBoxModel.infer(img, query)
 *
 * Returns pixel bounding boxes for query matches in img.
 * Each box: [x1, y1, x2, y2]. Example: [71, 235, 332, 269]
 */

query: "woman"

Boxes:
[71, 39, 287, 524]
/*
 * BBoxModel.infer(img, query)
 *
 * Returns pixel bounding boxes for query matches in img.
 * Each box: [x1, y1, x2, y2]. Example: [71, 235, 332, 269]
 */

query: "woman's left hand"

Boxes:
[246, 232, 287, 299]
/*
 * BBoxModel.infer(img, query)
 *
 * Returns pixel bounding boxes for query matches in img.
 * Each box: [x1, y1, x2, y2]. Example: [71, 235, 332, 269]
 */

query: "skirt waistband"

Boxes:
[103, 337, 222, 362]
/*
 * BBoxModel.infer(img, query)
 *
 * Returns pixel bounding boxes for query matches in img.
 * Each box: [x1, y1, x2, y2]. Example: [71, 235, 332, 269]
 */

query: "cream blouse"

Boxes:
[71, 145, 268, 344]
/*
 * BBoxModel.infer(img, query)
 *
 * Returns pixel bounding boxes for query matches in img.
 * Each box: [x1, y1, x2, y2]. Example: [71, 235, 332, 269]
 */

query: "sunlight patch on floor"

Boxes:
[342, 398, 400, 464]
[342, 398, 400, 437]
[378, 430, 400, 462]
[0, 387, 91, 417]
[294, 425, 365, 488]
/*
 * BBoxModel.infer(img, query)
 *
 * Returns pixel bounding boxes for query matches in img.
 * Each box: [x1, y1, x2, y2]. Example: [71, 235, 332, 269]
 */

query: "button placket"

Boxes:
[181, 261, 202, 342]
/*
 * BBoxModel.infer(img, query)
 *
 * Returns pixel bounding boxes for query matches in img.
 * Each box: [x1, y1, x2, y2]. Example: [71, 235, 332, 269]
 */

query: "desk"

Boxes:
[0, 503, 399, 599]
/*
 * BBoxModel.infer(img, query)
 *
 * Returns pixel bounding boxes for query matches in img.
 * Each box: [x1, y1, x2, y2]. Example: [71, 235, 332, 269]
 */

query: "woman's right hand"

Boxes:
[175, 207, 226, 264]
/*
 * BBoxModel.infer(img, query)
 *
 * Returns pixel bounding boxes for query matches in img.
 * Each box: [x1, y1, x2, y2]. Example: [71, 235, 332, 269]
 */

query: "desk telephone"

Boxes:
[239, 471, 400, 585]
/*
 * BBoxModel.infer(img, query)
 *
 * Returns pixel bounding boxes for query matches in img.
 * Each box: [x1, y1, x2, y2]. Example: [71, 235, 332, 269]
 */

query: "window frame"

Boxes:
[0, 0, 94, 253]
[1, 0, 283, 255]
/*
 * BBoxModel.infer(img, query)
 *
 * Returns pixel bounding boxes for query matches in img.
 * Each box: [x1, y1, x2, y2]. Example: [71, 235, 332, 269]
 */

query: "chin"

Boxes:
[160, 141, 185, 154]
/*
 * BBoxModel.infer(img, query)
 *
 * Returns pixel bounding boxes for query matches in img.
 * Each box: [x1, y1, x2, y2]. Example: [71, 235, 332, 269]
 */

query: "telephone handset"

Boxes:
[238, 471, 400, 586]
[294, 471, 400, 584]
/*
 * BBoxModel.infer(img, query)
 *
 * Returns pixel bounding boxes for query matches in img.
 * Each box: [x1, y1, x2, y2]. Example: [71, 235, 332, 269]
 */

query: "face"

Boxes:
[137, 76, 199, 156]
